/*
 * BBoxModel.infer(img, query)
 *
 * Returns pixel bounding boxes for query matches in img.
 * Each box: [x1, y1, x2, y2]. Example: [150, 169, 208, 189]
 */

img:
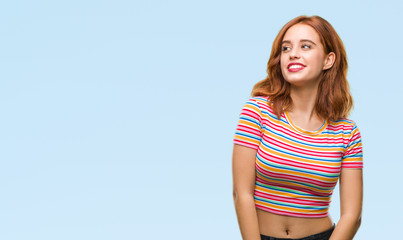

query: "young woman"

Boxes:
[232, 16, 363, 240]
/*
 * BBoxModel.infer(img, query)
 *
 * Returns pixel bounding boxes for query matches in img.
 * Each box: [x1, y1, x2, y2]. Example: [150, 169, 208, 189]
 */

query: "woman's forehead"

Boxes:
[282, 24, 321, 44]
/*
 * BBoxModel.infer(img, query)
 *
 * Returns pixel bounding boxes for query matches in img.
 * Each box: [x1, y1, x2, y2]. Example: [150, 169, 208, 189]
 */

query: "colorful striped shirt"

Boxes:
[233, 96, 363, 218]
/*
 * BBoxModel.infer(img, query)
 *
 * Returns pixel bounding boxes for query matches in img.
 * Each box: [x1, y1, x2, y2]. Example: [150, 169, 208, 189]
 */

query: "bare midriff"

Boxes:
[256, 208, 333, 238]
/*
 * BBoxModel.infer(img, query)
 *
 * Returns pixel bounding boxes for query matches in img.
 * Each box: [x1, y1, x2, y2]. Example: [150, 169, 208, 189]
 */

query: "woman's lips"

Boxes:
[287, 63, 306, 72]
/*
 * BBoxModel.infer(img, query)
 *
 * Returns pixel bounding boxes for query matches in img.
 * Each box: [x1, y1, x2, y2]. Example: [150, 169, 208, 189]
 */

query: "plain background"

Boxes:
[1, 0, 402, 239]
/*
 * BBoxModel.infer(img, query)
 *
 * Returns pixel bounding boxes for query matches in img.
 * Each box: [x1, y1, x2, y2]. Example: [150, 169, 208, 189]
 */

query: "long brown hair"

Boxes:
[252, 15, 352, 121]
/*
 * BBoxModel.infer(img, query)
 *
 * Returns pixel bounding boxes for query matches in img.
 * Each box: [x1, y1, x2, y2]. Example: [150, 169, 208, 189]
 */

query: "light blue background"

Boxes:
[1, 0, 402, 239]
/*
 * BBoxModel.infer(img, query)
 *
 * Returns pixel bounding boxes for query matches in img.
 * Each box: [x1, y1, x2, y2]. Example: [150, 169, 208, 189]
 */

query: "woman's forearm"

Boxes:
[233, 193, 261, 240]
[329, 214, 361, 240]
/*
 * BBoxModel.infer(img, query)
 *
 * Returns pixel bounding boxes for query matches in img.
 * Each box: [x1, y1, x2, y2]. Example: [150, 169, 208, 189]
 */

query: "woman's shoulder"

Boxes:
[242, 96, 277, 119]
[246, 96, 271, 106]
[327, 118, 360, 133]
[328, 118, 357, 125]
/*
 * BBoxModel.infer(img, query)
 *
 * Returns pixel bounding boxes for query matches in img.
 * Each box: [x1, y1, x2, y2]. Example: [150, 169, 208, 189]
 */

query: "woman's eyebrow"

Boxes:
[281, 39, 317, 45]
[300, 39, 317, 45]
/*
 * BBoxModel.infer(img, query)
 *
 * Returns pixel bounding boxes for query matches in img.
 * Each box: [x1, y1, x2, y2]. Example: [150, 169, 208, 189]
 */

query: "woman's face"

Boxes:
[280, 23, 334, 87]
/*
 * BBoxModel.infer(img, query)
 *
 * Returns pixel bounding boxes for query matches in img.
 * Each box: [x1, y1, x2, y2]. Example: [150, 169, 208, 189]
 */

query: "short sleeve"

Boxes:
[341, 124, 363, 168]
[233, 98, 263, 150]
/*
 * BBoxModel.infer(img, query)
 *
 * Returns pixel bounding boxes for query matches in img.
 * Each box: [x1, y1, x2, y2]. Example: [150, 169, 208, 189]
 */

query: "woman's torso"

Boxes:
[234, 97, 361, 238]
[256, 208, 333, 238]
[249, 97, 338, 237]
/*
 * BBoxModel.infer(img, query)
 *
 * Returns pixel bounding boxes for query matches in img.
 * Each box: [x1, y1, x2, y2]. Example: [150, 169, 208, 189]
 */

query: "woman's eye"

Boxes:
[302, 44, 311, 49]
[282, 46, 291, 52]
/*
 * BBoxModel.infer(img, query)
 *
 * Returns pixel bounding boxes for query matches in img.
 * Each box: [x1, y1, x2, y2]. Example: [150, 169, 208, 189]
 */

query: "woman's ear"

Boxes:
[323, 52, 336, 70]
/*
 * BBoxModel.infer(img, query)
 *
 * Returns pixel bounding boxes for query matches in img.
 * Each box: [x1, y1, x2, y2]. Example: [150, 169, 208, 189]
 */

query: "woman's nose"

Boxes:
[289, 48, 300, 59]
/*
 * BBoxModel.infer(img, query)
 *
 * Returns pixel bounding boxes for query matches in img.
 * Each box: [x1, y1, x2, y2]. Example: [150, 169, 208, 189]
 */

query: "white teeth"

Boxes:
[289, 65, 304, 69]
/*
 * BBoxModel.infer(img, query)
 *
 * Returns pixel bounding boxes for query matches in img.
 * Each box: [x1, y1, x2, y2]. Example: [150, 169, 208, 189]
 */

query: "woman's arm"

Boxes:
[232, 144, 261, 240]
[329, 168, 363, 240]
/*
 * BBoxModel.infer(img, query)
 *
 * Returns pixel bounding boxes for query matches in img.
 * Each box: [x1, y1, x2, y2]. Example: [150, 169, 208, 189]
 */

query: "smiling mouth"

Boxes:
[288, 64, 305, 72]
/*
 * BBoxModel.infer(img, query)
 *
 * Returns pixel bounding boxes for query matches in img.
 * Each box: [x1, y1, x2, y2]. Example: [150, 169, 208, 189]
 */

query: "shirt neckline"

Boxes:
[284, 111, 328, 136]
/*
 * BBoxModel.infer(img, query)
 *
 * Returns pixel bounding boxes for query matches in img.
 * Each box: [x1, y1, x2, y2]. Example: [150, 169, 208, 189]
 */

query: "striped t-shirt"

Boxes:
[233, 96, 363, 218]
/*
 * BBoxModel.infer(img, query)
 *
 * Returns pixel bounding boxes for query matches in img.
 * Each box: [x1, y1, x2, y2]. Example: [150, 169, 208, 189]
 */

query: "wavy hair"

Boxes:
[252, 15, 352, 121]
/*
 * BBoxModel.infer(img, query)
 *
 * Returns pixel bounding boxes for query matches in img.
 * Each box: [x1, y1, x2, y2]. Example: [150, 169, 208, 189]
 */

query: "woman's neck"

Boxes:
[287, 84, 324, 130]
[290, 85, 317, 114]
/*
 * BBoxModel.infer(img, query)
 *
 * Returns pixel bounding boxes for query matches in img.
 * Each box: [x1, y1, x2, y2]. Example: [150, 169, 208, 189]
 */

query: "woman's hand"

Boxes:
[330, 168, 363, 240]
[232, 144, 261, 240]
